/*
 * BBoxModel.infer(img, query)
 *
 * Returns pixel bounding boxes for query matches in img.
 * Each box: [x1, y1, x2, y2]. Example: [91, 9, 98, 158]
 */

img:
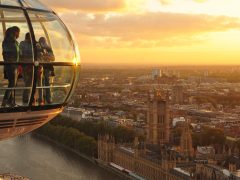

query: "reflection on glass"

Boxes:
[0, 6, 80, 108]
[65, 65, 80, 104]
[0, 66, 33, 107]
[74, 41, 81, 66]
[34, 66, 74, 106]
[23, 0, 50, 11]
[69, 29, 81, 66]
[51, 66, 74, 104]
[29, 11, 75, 63]
[0, 9, 33, 107]
[1, 8, 25, 18]
[0, 0, 20, 7]
[0, 9, 28, 61]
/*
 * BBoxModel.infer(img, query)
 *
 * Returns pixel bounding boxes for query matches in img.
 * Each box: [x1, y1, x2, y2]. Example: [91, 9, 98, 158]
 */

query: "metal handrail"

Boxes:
[0, 87, 31, 90]
[0, 61, 80, 66]
[36, 84, 71, 89]
[0, 84, 71, 90]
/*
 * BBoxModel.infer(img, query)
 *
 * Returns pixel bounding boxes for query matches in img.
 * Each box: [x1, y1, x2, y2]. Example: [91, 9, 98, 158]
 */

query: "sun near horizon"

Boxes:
[42, 0, 240, 66]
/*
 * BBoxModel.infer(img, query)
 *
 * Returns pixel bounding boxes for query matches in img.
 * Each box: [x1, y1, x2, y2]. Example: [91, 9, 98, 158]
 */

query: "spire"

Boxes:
[154, 89, 163, 100]
[180, 119, 194, 158]
[146, 89, 170, 145]
[134, 137, 139, 147]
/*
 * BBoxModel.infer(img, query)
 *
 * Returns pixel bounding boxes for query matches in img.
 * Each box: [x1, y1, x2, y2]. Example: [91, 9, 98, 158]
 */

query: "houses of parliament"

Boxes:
[98, 92, 240, 180]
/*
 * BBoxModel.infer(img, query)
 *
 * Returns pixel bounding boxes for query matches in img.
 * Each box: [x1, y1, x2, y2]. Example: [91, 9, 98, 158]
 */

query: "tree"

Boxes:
[192, 127, 225, 148]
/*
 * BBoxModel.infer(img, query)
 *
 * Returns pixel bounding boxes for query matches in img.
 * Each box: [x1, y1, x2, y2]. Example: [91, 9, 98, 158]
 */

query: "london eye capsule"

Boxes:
[0, 0, 80, 140]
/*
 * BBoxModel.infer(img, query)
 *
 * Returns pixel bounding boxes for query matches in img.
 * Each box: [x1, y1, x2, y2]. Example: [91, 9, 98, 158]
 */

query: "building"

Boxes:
[172, 85, 184, 104]
[98, 135, 195, 180]
[180, 120, 194, 158]
[146, 92, 170, 145]
[152, 69, 162, 80]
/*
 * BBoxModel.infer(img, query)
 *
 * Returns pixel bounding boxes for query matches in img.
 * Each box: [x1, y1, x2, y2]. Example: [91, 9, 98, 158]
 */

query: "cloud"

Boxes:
[159, 0, 172, 5]
[159, 0, 208, 5]
[41, 0, 126, 12]
[65, 12, 240, 37]
[194, 0, 208, 3]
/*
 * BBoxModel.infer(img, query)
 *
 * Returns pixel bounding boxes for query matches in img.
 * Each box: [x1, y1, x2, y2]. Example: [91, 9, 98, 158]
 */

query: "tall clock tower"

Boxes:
[146, 91, 170, 145]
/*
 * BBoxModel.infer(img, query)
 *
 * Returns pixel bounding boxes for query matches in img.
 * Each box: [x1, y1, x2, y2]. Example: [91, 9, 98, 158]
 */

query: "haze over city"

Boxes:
[1, 1, 240, 179]
[41, 0, 240, 65]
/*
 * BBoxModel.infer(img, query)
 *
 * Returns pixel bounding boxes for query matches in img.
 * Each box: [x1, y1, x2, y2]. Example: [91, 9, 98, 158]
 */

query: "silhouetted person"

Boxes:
[35, 44, 44, 106]
[19, 32, 33, 104]
[2, 26, 20, 107]
[38, 37, 55, 104]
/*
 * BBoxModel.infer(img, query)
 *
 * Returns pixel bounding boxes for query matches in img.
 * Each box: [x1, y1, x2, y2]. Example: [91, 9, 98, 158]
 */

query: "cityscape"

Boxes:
[1, 0, 240, 180]
[60, 65, 240, 180]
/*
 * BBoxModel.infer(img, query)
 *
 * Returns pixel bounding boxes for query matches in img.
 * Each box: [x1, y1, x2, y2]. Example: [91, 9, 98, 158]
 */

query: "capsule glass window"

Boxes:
[28, 11, 76, 63]
[23, 0, 50, 11]
[0, 0, 20, 7]
[0, 8, 34, 107]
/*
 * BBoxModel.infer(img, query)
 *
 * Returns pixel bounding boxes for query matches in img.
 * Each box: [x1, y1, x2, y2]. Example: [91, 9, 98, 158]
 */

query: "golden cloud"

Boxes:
[159, 0, 172, 5]
[194, 0, 208, 3]
[61, 12, 240, 48]
[41, 0, 126, 12]
[159, 0, 208, 5]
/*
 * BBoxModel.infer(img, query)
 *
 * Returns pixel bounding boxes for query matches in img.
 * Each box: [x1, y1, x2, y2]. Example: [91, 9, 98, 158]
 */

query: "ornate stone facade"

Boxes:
[172, 85, 184, 104]
[98, 91, 240, 180]
[98, 135, 195, 180]
[98, 134, 115, 163]
[146, 92, 170, 145]
[180, 120, 194, 158]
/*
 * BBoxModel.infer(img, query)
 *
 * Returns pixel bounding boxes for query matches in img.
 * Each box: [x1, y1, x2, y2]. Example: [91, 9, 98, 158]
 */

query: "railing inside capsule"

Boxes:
[0, 62, 75, 107]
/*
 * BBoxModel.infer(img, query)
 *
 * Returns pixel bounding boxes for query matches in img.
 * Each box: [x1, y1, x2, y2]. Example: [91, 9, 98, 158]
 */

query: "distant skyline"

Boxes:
[42, 0, 240, 65]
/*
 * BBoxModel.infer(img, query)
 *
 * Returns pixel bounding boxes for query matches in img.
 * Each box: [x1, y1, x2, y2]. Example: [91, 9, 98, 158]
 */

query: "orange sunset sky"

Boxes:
[41, 0, 240, 65]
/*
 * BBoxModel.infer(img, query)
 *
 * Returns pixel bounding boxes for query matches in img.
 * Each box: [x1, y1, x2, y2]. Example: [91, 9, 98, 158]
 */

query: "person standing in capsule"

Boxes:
[37, 37, 55, 105]
[1, 26, 20, 107]
[19, 32, 33, 105]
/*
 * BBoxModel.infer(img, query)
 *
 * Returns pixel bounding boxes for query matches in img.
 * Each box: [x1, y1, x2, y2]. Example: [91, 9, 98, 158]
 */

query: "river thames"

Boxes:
[0, 134, 122, 180]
